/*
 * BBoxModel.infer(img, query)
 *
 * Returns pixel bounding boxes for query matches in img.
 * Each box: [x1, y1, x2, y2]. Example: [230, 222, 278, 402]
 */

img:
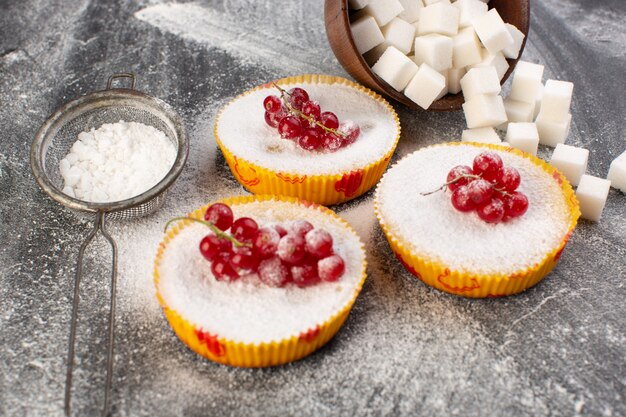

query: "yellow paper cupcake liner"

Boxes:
[374, 142, 581, 298]
[153, 194, 367, 367]
[214, 74, 401, 206]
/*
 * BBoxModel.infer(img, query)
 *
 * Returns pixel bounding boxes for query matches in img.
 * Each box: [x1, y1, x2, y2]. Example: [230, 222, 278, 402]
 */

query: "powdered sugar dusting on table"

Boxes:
[157, 200, 365, 344]
[217, 82, 398, 175]
[376, 144, 572, 275]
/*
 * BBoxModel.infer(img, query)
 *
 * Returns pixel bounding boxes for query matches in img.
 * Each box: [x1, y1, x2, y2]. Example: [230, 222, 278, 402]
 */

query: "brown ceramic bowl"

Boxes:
[324, 0, 530, 111]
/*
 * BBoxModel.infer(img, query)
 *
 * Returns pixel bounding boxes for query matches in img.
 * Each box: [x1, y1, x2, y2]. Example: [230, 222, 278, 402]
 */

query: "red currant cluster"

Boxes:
[181, 203, 346, 286]
[263, 84, 360, 152]
[429, 151, 529, 223]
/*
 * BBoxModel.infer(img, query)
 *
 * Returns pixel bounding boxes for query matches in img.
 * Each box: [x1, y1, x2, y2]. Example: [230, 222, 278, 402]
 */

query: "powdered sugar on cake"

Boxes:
[376, 145, 572, 275]
[157, 200, 365, 344]
[216, 82, 397, 175]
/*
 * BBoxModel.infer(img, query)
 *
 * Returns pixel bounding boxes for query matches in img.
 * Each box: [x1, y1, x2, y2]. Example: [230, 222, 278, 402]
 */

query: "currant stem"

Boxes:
[420, 173, 512, 197]
[164, 217, 251, 247]
[271, 82, 347, 138]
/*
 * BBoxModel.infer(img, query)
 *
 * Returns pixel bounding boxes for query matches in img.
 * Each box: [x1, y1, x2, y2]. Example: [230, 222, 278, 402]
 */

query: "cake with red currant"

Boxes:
[374, 142, 580, 298]
[153, 195, 366, 367]
[214, 74, 400, 205]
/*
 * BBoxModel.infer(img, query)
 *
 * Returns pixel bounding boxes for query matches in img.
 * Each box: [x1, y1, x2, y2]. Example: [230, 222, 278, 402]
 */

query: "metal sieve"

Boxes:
[30, 73, 188, 417]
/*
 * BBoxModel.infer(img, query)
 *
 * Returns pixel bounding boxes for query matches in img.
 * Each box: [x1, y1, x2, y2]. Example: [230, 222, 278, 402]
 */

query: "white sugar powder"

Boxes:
[216, 82, 398, 175]
[157, 200, 366, 344]
[376, 145, 572, 275]
[59, 121, 176, 203]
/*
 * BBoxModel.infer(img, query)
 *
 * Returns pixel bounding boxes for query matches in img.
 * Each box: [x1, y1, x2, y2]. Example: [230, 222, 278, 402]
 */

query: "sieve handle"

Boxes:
[64, 211, 119, 417]
[106, 73, 136, 90]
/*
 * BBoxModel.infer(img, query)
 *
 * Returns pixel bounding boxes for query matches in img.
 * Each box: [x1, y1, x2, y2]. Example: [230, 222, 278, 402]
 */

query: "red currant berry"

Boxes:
[263, 95, 282, 113]
[278, 116, 303, 140]
[271, 224, 288, 238]
[446, 165, 474, 192]
[204, 203, 234, 231]
[231, 217, 259, 243]
[253, 227, 281, 258]
[291, 260, 320, 287]
[322, 132, 343, 152]
[473, 151, 503, 183]
[211, 253, 239, 281]
[450, 185, 476, 212]
[304, 229, 333, 259]
[290, 220, 314, 236]
[498, 166, 521, 192]
[258, 256, 291, 287]
[503, 191, 529, 219]
[318, 255, 345, 282]
[230, 246, 260, 271]
[288, 88, 309, 110]
[301, 100, 321, 125]
[477, 198, 505, 223]
[264, 105, 287, 128]
[298, 127, 323, 151]
[199, 234, 232, 261]
[467, 179, 494, 205]
[338, 120, 360, 145]
[320, 112, 339, 130]
[277, 233, 306, 264]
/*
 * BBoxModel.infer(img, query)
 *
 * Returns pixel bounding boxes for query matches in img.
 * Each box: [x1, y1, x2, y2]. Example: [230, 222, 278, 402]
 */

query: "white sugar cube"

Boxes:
[62, 185, 76, 198]
[460, 66, 500, 99]
[454, 0, 488, 28]
[372, 46, 419, 91]
[414, 34, 453, 71]
[576, 175, 611, 221]
[550, 144, 589, 186]
[462, 94, 507, 128]
[607, 150, 626, 192]
[423, 0, 450, 5]
[417, 2, 459, 36]
[398, 0, 423, 23]
[349, 0, 370, 9]
[472, 9, 513, 54]
[404, 63, 447, 109]
[381, 18, 416, 55]
[452, 27, 483, 68]
[447, 67, 466, 94]
[539, 79, 574, 122]
[536, 112, 572, 147]
[504, 98, 534, 123]
[505, 122, 539, 155]
[533, 84, 544, 120]
[461, 127, 501, 144]
[509, 61, 544, 104]
[502, 23, 525, 59]
[363, 0, 405, 26]
[471, 51, 510, 81]
[351, 16, 384, 54]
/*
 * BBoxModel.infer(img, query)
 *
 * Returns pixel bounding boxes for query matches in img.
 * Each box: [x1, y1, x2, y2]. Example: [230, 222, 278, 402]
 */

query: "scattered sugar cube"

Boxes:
[536, 112, 572, 147]
[446, 67, 466, 94]
[372, 46, 419, 91]
[472, 8, 513, 54]
[502, 23, 525, 59]
[505, 122, 539, 155]
[576, 175, 611, 221]
[504, 98, 534, 123]
[454, 0, 488, 28]
[381, 18, 416, 55]
[417, 2, 460, 36]
[453, 27, 483, 68]
[460, 66, 501, 100]
[533, 84, 544, 120]
[349, 0, 370, 10]
[538, 79, 574, 122]
[404, 63, 447, 109]
[398, 0, 423, 23]
[363, 0, 405, 26]
[351, 16, 385, 54]
[461, 127, 501, 144]
[607, 150, 626, 192]
[509, 61, 544, 104]
[550, 144, 589, 186]
[462, 94, 508, 128]
[472, 51, 510, 81]
[414, 34, 453, 71]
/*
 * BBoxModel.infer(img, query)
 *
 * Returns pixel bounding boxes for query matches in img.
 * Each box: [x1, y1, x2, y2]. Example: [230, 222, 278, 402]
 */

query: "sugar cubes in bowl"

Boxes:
[324, 0, 530, 111]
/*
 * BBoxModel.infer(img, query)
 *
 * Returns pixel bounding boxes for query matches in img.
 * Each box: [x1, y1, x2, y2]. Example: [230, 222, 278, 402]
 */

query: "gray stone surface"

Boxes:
[1, 0, 624, 416]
